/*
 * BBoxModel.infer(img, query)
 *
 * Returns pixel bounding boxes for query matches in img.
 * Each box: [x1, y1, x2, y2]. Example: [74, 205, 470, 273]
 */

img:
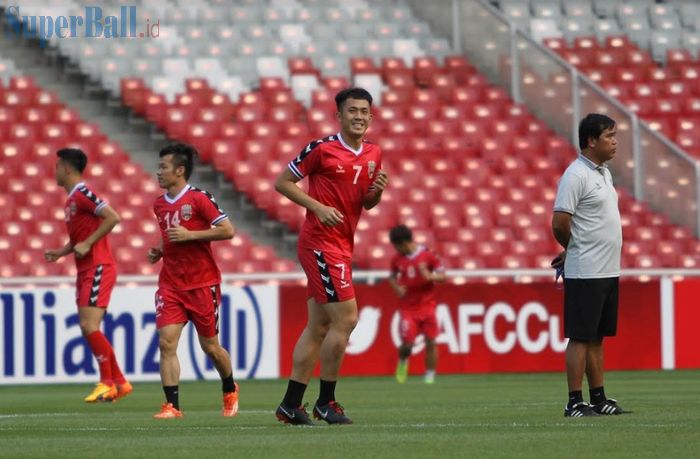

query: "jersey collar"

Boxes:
[337, 132, 363, 156]
[578, 154, 606, 172]
[407, 244, 425, 260]
[67, 182, 85, 198]
[164, 184, 191, 204]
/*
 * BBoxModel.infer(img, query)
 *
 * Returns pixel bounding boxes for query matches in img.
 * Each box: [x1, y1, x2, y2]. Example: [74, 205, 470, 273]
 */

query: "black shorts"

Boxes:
[563, 277, 619, 341]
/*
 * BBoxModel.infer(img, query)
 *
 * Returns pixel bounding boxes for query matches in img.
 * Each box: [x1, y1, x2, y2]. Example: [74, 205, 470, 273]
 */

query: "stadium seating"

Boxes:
[3, 0, 699, 277]
[0, 72, 293, 277]
[543, 33, 700, 161]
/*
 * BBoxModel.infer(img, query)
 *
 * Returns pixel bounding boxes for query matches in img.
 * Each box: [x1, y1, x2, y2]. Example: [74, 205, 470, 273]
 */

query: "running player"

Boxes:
[388, 224, 446, 384]
[274, 87, 389, 425]
[45, 148, 132, 403]
[148, 143, 239, 419]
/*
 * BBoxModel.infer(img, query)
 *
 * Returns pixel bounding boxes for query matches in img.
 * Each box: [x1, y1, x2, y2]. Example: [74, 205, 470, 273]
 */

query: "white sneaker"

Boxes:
[424, 372, 435, 384]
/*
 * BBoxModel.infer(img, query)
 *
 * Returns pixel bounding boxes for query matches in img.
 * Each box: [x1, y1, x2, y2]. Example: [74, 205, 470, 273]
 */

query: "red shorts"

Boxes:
[298, 247, 355, 304]
[399, 307, 438, 343]
[155, 285, 221, 338]
[76, 264, 116, 308]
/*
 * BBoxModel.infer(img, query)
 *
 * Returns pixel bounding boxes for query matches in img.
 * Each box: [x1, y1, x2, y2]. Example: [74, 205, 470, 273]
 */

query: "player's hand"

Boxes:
[418, 263, 433, 281]
[147, 247, 163, 264]
[44, 249, 62, 262]
[396, 285, 407, 298]
[73, 241, 92, 259]
[167, 225, 192, 242]
[314, 205, 344, 226]
[551, 250, 566, 269]
[369, 170, 389, 192]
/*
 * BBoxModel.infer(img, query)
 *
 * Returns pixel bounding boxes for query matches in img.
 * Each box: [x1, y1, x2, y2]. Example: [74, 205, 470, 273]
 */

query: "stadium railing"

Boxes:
[413, 0, 700, 238]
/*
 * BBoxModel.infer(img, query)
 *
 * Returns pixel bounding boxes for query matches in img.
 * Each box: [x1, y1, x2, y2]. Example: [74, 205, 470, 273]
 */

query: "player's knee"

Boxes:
[311, 322, 330, 339]
[79, 319, 98, 335]
[339, 314, 358, 336]
[200, 341, 223, 358]
[158, 336, 179, 355]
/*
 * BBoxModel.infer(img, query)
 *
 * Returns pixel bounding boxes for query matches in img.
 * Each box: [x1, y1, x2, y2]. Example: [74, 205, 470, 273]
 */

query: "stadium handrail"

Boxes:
[1, 269, 699, 287]
[447, 0, 700, 237]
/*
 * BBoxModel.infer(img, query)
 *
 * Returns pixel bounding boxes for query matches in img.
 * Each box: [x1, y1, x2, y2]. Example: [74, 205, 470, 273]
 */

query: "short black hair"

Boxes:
[578, 113, 616, 150]
[159, 143, 197, 180]
[389, 224, 413, 245]
[335, 87, 373, 110]
[56, 148, 87, 173]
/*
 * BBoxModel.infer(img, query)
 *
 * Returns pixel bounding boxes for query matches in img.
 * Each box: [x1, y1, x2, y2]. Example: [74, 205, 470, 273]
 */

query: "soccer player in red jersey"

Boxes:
[388, 225, 446, 385]
[274, 87, 389, 425]
[44, 148, 132, 403]
[147, 143, 239, 419]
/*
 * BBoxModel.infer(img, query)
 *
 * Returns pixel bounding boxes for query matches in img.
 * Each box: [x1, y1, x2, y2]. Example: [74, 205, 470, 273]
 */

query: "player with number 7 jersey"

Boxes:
[274, 88, 389, 426]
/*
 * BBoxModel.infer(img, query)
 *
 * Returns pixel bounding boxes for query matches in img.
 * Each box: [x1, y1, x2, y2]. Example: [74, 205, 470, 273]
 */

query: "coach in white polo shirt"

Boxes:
[552, 113, 626, 418]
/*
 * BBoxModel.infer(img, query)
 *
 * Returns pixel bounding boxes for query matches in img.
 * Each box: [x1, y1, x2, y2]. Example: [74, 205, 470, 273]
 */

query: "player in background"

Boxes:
[388, 225, 446, 384]
[147, 143, 238, 419]
[274, 87, 389, 425]
[45, 148, 132, 403]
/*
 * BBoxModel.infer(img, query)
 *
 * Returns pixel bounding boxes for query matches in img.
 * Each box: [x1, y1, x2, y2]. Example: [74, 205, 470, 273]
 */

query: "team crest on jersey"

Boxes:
[181, 204, 193, 221]
[69, 201, 77, 218]
[367, 161, 376, 178]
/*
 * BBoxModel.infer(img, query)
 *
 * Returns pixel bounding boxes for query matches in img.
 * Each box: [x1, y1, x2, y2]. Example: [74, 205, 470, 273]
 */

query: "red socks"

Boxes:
[86, 331, 121, 385]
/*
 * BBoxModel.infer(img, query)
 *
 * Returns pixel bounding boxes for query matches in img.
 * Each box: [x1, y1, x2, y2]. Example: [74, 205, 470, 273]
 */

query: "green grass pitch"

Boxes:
[1, 370, 698, 459]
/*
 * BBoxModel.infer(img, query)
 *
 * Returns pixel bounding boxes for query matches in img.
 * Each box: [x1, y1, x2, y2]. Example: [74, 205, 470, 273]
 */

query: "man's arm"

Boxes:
[388, 273, 406, 298]
[147, 238, 164, 264]
[45, 241, 74, 262]
[552, 211, 572, 249]
[418, 264, 446, 283]
[551, 211, 572, 268]
[363, 170, 389, 210]
[274, 168, 344, 226]
[73, 205, 121, 258]
[166, 218, 235, 243]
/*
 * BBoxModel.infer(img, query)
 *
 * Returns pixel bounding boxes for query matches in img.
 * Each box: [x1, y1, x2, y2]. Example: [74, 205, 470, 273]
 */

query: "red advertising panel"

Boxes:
[674, 279, 700, 369]
[279, 281, 661, 377]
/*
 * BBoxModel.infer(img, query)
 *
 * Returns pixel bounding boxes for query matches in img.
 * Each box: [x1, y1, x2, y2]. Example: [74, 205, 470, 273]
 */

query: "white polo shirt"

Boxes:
[553, 154, 622, 279]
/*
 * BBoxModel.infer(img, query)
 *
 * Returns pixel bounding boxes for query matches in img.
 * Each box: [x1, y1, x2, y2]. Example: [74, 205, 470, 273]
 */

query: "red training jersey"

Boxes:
[390, 245, 445, 311]
[64, 182, 115, 273]
[288, 132, 382, 255]
[153, 184, 228, 291]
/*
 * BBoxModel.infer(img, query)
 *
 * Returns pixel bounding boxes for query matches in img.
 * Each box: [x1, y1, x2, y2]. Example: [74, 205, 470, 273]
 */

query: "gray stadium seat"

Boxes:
[531, 1, 562, 19]
[593, 0, 623, 18]
[650, 30, 682, 63]
[403, 21, 432, 38]
[256, 56, 290, 82]
[0, 58, 20, 86]
[314, 56, 350, 77]
[616, 3, 648, 21]
[501, 1, 532, 30]
[562, 17, 595, 43]
[363, 39, 393, 61]
[562, 0, 594, 18]
[291, 74, 320, 107]
[393, 39, 426, 66]
[679, 3, 700, 30]
[681, 30, 700, 58]
[420, 38, 451, 62]
[353, 74, 384, 105]
[650, 12, 682, 32]
[530, 18, 563, 43]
